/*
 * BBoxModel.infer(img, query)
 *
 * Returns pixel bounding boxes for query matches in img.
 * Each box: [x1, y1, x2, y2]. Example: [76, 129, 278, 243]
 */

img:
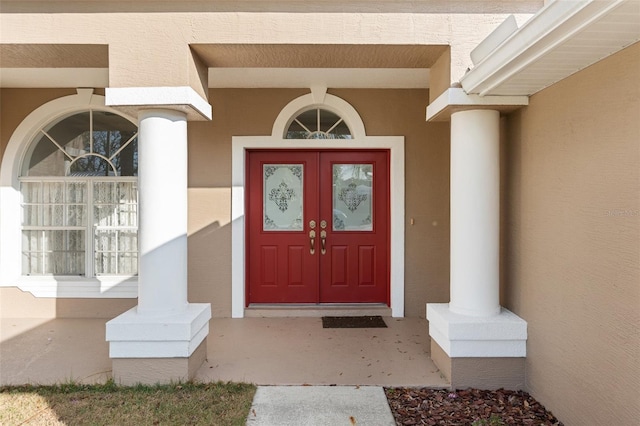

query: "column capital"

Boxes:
[105, 86, 212, 121]
[426, 87, 528, 122]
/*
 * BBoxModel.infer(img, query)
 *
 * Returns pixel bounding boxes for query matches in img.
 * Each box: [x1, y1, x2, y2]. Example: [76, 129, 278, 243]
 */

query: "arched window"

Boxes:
[20, 110, 138, 277]
[285, 108, 352, 139]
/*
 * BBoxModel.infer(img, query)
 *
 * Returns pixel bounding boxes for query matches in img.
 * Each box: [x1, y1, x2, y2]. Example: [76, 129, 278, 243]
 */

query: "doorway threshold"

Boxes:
[245, 303, 391, 318]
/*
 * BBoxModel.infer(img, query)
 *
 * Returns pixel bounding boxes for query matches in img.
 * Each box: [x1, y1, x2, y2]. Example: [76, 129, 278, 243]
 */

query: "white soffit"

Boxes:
[209, 68, 430, 89]
[461, 0, 640, 96]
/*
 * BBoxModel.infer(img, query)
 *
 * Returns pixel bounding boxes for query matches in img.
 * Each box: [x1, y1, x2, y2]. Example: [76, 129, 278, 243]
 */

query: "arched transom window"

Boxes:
[286, 108, 352, 139]
[20, 110, 139, 276]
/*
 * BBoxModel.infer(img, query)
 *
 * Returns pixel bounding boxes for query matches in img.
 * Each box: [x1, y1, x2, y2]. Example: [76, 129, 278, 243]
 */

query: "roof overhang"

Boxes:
[427, 0, 640, 121]
[461, 0, 640, 96]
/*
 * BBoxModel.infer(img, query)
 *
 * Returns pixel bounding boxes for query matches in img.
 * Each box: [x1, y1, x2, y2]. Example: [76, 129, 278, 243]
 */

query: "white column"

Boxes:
[137, 109, 188, 314]
[106, 106, 210, 364]
[449, 109, 500, 317]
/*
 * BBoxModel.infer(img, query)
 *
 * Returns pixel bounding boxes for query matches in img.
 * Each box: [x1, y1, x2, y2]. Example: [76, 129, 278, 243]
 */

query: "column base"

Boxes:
[106, 303, 211, 385]
[431, 339, 525, 390]
[112, 339, 207, 386]
[426, 303, 527, 390]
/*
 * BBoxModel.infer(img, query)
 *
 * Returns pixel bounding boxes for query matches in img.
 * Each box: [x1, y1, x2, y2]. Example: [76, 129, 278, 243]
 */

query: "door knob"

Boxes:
[309, 230, 316, 255]
[320, 230, 327, 255]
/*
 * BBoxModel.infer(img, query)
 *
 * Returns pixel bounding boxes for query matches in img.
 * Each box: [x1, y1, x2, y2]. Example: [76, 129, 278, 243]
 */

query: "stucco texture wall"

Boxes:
[0, 88, 449, 319]
[0, 89, 75, 159]
[187, 88, 451, 318]
[505, 43, 640, 425]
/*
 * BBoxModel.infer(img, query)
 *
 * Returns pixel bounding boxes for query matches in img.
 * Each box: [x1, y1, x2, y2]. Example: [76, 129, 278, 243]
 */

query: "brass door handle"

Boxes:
[309, 230, 316, 255]
[320, 230, 327, 255]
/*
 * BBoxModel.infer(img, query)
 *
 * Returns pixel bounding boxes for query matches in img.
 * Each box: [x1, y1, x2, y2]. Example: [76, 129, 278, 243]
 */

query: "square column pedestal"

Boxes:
[106, 304, 211, 385]
[427, 303, 527, 390]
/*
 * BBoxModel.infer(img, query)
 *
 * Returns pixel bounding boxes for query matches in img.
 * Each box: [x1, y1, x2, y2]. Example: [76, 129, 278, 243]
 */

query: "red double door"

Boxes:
[247, 150, 390, 304]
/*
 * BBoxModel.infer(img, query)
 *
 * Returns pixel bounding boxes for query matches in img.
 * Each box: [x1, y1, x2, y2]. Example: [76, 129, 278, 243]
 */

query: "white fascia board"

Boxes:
[105, 86, 212, 121]
[426, 88, 528, 121]
[427, 303, 528, 358]
[461, 0, 626, 96]
[470, 15, 519, 66]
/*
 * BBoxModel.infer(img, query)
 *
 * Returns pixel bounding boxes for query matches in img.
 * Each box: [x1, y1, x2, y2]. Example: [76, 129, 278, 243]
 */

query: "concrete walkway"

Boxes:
[247, 386, 395, 426]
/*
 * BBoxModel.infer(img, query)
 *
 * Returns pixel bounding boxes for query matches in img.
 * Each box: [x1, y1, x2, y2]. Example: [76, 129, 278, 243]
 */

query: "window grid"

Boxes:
[92, 180, 138, 276]
[20, 177, 138, 277]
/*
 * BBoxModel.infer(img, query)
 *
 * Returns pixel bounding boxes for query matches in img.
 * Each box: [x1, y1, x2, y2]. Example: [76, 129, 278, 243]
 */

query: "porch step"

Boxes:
[245, 303, 391, 318]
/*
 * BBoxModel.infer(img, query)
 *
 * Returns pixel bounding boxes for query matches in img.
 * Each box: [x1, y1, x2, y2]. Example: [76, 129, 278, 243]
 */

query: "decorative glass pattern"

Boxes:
[264, 164, 303, 231]
[333, 164, 373, 231]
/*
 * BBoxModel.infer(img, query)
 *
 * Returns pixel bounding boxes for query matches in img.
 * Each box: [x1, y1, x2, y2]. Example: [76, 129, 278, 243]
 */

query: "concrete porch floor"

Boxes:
[0, 317, 448, 387]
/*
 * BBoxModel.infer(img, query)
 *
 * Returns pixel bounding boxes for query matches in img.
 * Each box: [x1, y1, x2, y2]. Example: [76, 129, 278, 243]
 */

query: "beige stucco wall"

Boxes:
[0, 88, 75, 159]
[188, 88, 451, 317]
[505, 42, 640, 425]
[1, 87, 451, 319]
[0, 2, 539, 91]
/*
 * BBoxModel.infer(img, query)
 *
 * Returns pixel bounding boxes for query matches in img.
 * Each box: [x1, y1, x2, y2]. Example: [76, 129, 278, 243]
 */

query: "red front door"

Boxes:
[247, 150, 389, 304]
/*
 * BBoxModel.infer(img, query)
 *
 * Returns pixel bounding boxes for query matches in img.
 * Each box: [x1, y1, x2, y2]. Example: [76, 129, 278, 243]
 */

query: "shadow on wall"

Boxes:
[0, 216, 224, 386]
[187, 219, 231, 316]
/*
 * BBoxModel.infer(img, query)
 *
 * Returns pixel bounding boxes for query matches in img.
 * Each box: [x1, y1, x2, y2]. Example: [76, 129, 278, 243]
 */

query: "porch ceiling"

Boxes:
[193, 43, 447, 89]
[191, 44, 447, 68]
[0, 44, 108, 68]
[1, 43, 445, 89]
[0, 44, 109, 88]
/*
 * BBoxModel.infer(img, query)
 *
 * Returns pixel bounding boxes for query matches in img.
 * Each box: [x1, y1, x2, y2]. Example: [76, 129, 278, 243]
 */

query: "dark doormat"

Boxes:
[322, 316, 387, 328]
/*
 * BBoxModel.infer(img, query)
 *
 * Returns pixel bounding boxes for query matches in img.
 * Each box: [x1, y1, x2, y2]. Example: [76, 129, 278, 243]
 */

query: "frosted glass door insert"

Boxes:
[263, 164, 303, 231]
[333, 164, 373, 231]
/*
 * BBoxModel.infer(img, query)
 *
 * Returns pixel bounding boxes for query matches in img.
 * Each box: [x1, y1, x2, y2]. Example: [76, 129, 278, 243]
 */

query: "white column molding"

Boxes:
[106, 86, 212, 121]
[107, 108, 210, 359]
[450, 109, 500, 318]
[427, 108, 527, 359]
[427, 303, 527, 357]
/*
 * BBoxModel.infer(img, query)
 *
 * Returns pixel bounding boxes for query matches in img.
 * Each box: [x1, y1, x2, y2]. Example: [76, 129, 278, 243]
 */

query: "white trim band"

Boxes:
[427, 303, 528, 358]
[106, 303, 211, 358]
[426, 88, 528, 121]
[106, 86, 212, 121]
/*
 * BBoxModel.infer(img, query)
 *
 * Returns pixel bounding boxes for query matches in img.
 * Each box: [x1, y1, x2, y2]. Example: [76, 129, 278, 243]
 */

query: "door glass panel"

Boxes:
[333, 164, 373, 231]
[263, 164, 303, 231]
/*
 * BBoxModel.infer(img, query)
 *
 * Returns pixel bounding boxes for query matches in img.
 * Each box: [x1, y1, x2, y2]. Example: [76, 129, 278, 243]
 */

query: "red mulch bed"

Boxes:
[384, 388, 564, 425]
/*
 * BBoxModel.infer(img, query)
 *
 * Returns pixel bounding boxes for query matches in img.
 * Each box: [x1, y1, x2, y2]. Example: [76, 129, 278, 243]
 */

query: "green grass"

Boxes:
[0, 381, 256, 426]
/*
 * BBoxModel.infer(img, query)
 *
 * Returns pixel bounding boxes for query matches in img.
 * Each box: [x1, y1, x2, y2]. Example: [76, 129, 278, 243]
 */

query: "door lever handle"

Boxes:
[309, 230, 316, 255]
[320, 230, 327, 255]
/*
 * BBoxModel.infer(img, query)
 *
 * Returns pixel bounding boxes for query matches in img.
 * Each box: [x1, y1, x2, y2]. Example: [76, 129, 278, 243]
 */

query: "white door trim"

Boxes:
[231, 136, 404, 317]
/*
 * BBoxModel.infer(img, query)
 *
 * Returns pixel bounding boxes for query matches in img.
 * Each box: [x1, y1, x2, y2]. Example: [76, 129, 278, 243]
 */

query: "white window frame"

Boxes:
[0, 90, 138, 298]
